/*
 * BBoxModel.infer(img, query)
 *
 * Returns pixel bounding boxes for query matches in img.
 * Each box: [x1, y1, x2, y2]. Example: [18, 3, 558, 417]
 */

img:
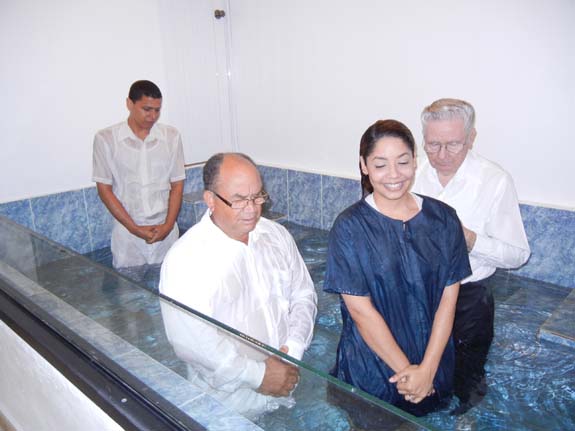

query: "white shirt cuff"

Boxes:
[469, 232, 490, 257]
[244, 358, 267, 390]
[283, 340, 305, 361]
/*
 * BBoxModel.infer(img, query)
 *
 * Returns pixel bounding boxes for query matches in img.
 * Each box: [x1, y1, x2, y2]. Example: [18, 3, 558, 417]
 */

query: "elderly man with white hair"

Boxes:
[412, 98, 530, 414]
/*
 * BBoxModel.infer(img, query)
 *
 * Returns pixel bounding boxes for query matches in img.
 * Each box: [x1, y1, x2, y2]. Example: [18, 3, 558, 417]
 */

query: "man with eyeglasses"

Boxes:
[412, 98, 530, 414]
[159, 152, 317, 417]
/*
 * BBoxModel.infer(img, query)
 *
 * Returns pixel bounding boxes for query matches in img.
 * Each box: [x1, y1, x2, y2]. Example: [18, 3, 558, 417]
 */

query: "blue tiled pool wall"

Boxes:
[1, 165, 574, 289]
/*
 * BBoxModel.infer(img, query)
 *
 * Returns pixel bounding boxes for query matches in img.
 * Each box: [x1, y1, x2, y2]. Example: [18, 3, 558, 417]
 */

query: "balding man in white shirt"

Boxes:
[412, 98, 530, 414]
[159, 153, 317, 418]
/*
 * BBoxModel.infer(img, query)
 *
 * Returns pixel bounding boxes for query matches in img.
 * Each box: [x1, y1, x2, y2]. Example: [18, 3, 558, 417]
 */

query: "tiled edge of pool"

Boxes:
[1, 164, 574, 290]
[0, 260, 263, 431]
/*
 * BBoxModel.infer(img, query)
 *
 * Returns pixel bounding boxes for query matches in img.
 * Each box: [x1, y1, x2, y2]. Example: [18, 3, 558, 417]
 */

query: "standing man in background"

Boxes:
[412, 98, 530, 414]
[93, 80, 185, 268]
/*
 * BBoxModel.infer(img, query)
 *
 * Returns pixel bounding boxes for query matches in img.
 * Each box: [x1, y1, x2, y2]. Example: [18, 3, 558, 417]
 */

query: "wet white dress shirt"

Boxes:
[412, 150, 530, 283]
[92, 121, 185, 267]
[159, 211, 317, 417]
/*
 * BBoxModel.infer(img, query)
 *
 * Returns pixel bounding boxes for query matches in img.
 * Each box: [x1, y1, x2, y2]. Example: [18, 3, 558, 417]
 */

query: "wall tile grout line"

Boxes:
[286, 169, 291, 223]
[82, 188, 94, 253]
[320, 175, 324, 230]
[27, 199, 36, 232]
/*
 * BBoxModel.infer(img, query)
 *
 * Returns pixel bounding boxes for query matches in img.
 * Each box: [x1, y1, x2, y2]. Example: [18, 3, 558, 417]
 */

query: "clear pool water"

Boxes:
[86, 221, 575, 431]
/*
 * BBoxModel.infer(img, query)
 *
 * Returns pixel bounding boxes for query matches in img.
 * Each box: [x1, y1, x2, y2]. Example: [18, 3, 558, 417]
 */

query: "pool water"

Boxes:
[85, 221, 575, 431]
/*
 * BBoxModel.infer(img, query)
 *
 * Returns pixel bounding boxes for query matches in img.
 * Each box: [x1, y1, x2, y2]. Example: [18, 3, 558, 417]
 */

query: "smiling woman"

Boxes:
[323, 119, 471, 422]
[359, 123, 417, 216]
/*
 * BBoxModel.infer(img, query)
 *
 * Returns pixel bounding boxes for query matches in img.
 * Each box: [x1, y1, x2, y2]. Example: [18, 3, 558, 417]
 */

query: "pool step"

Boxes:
[538, 288, 575, 349]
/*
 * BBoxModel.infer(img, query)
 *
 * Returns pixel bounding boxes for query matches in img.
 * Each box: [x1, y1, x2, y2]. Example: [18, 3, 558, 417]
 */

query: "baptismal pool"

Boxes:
[85, 221, 575, 431]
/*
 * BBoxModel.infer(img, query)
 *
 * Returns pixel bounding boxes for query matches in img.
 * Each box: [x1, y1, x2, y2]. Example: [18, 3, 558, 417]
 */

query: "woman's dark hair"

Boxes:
[128, 80, 162, 102]
[359, 119, 416, 197]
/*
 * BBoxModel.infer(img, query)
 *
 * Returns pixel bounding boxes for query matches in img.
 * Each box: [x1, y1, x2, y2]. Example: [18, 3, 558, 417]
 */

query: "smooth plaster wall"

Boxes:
[0, 320, 123, 431]
[0, 0, 167, 203]
[229, 0, 575, 209]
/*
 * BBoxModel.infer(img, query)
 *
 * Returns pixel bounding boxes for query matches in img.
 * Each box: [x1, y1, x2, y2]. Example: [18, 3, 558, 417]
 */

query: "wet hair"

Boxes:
[128, 80, 162, 102]
[359, 119, 416, 197]
[421, 98, 475, 135]
[203, 152, 258, 191]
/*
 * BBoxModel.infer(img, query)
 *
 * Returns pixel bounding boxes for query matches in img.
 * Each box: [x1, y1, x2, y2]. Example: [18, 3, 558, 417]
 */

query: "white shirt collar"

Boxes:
[117, 121, 164, 144]
[202, 210, 263, 247]
[425, 150, 481, 190]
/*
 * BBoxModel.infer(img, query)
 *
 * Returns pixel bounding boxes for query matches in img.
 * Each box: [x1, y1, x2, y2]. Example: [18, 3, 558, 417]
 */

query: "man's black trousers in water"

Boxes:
[452, 279, 495, 406]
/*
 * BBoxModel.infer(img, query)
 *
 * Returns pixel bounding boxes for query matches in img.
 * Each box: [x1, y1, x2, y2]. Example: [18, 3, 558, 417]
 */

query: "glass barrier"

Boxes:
[0, 216, 433, 431]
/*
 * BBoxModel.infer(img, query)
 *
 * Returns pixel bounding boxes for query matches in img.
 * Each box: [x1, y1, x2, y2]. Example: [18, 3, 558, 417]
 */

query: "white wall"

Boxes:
[0, 0, 167, 202]
[230, 0, 575, 208]
[0, 320, 123, 431]
[157, 0, 236, 162]
[2, 1, 574, 208]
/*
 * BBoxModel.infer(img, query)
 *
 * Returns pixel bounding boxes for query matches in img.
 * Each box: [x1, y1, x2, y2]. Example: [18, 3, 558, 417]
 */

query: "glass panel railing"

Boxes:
[0, 216, 433, 430]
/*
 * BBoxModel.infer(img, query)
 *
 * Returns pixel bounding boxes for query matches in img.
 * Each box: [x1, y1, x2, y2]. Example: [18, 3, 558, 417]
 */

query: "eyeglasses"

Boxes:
[212, 191, 269, 209]
[424, 141, 467, 154]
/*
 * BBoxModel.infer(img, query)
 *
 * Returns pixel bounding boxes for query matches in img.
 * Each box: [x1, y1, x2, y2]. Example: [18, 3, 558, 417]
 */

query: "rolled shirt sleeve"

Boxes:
[168, 129, 186, 183]
[92, 132, 113, 184]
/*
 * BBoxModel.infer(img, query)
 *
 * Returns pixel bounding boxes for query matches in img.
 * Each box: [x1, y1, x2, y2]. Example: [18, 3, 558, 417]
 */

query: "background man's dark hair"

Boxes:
[128, 80, 162, 102]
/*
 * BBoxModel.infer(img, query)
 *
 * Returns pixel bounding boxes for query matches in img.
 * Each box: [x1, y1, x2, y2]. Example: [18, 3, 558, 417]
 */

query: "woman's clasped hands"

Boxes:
[389, 364, 436, 404]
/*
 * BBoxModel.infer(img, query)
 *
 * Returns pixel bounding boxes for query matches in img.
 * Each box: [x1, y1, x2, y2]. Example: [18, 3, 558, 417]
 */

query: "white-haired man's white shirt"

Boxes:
[412, 150, 530, 283]
[159, 212, 317, 418]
